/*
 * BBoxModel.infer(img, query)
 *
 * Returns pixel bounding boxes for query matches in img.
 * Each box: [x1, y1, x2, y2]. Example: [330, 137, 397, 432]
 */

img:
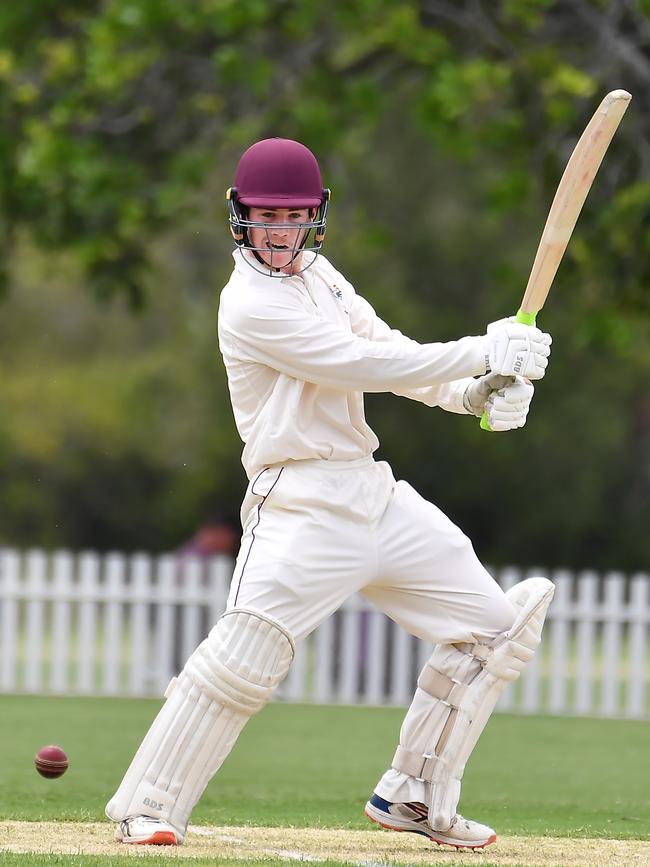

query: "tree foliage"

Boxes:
[1, 0, 649, 568]
[2, 0, 649, 309]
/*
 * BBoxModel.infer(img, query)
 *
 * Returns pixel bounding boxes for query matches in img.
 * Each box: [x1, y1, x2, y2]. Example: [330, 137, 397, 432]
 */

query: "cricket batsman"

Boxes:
[106, 138, 555, 850]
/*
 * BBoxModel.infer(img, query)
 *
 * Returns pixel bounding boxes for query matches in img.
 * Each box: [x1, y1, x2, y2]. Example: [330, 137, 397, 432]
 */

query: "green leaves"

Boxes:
[0, 0, 644, 309]
[1, 0, 649, 562]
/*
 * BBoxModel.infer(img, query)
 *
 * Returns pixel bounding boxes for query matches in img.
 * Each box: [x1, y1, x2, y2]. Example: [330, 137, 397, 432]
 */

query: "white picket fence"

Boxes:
[0, 548, 648, 718]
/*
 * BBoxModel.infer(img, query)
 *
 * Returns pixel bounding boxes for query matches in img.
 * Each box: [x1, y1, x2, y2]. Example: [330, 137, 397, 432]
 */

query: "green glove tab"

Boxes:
[479, 411, 493, 431]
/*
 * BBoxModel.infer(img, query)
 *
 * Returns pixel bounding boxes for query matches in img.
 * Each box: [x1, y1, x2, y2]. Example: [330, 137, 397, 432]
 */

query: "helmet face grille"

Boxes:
[226, 186, 330, 278]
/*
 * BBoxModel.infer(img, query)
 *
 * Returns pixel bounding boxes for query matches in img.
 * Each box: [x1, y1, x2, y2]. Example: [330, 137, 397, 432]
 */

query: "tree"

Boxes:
[1, 0, 649, 566]
[0, 0, 648, 314]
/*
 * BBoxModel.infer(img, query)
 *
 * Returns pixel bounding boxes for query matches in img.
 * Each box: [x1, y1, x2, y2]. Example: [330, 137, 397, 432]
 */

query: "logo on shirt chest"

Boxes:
[328, 284, 349, 316]
[329, 284, 343, 302]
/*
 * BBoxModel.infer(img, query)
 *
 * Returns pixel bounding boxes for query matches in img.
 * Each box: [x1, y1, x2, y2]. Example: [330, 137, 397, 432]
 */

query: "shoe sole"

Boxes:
[365, 807, 496, 851]
[119, 831, 177, 846]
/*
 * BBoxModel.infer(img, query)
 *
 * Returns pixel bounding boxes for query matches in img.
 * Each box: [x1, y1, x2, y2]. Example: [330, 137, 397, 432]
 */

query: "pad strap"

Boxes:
[392, 745, 438, 780]
[417, 665, 468, 707]
[388, 577, 555, 830]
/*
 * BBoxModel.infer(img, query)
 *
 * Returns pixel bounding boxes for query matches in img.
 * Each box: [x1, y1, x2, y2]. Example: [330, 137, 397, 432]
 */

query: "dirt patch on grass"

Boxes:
[1, 821, 650, 866]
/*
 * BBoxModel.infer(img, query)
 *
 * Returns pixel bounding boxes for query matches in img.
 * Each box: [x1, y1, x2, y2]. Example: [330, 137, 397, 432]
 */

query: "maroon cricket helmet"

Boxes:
[233, 138, 326, 208]
[226, 137, 331, 277]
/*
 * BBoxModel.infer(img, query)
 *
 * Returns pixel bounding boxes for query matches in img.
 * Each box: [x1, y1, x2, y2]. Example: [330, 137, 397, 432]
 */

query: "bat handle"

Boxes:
[479, 309, 538, 431]
[514, 309, 537, 326]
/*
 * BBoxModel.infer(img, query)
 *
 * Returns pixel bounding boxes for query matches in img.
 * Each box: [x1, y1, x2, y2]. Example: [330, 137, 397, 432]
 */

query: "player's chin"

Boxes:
[264, 251, 301, 273]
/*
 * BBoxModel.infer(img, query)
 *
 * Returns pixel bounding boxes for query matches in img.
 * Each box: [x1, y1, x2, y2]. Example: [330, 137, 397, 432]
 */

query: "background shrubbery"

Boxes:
[1, 1, 650, 568]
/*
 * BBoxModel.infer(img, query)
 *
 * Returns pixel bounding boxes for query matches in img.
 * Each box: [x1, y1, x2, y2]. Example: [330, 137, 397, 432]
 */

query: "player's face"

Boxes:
[247, 207, 312, 274]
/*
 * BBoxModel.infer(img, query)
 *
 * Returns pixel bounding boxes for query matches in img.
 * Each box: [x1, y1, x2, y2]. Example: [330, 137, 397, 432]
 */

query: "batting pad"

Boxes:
[105, 608, 294, 839]
[391, 577, 554, 831]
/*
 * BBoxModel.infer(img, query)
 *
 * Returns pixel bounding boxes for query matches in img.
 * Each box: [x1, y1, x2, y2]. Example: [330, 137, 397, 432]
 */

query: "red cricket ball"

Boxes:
[34, 745, 69, 779]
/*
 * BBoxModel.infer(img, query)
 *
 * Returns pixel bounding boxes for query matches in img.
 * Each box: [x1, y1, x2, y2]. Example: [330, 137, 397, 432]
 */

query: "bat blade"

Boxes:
[519, 89, 631, 318]
[480, 89, 631, 432]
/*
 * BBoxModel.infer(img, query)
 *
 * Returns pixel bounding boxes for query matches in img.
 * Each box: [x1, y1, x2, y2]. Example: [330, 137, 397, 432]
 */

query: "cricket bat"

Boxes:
[481, 88, 632, 431]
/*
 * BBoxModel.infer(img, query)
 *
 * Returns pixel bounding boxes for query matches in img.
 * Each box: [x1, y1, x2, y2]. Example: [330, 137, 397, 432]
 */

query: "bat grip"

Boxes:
[514, 309, 537, 326]
[480, 309, 538, 431]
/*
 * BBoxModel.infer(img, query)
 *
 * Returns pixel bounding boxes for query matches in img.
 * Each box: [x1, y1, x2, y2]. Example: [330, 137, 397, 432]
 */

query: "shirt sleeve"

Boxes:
[219, 284, 487, 393]
[348, 291, 474, 411]
[392, 379, 474, 413]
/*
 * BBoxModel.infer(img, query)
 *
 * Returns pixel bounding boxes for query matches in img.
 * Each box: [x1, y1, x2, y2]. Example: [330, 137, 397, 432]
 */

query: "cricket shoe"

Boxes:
[364, 793, 496, 850]
[115, 815, 179, 845]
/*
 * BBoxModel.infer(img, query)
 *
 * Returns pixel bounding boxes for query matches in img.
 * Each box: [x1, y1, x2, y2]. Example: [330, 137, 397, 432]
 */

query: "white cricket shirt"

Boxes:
[218, 250, 488, 478]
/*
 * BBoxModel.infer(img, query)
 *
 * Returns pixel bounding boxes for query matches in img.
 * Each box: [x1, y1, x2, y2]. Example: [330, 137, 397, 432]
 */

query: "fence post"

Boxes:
[179, 557, 202, 667]
[600, 572, 624, 716]
[574, 571, 598, 716]
[548, 570, 572, 714]
[103, 553, 126, 694]
[154, 555, 177, 695]
[627, 574, 648, 718]
[339, 607, 361, 704]
[24, 549, 47, 693]
[389, 625, 412, 707]
[77, 552, 100, 694]
[50, 551, 73, 693]
[313, 613, 335, 703]
[0, 549, 20, 692]
[364, 610, 388, 705]
[128, 554, 151, 696]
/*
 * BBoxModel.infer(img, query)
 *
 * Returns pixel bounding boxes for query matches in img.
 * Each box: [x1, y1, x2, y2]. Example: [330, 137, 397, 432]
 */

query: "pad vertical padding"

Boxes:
[390, 644, 483, 781]
[427, 578, 554, 829]
[106, 608, 294, 838]
[390, 578, 554, 831]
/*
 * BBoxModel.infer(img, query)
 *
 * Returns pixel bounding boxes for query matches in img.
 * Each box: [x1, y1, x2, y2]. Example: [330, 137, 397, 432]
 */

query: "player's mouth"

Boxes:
[268, 243, 290, 250]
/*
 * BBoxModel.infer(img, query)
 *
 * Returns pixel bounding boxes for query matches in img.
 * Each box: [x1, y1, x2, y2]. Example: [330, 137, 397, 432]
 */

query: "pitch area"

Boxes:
[2, 821, 650, 866]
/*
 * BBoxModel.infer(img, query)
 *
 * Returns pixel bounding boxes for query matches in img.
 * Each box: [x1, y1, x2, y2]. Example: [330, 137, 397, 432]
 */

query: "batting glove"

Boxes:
[463, 373, 534, 431]
[485, 318, 551, 380]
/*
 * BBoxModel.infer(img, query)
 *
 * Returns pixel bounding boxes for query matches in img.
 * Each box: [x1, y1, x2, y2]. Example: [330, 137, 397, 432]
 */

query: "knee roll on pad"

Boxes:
[185, 608, 293, 713]
[106, 608, 294, 839]
[391, 577, 554, 830]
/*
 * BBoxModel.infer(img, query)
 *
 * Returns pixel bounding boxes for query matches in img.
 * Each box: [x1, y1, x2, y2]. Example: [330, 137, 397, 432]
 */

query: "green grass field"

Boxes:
[1, 694, 649, 866]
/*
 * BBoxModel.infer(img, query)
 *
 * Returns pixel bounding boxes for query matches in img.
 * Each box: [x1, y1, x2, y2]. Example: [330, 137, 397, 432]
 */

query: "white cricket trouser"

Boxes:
[229, 456, 514, 643]
[228, 455, 516, 805]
